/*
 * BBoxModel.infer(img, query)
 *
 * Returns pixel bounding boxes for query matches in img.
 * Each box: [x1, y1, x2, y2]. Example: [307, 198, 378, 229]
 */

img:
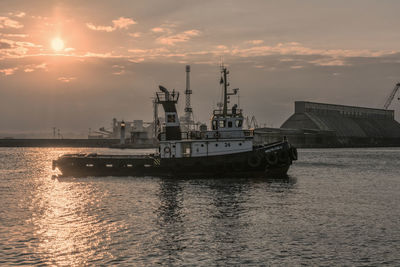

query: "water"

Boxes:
[0, 147, 399, 266]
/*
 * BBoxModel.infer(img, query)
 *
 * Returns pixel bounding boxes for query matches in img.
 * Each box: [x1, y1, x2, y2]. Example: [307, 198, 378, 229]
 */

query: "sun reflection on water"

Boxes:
[29, 149, 127, 266]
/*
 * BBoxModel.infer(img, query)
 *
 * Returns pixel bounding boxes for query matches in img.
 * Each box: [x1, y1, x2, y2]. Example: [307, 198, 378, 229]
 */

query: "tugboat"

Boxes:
[53, 66, 297, 177]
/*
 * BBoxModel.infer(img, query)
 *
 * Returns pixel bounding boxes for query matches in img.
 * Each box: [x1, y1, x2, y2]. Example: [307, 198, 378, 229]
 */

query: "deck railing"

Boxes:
[156, 92, 179, 103]
[212, 109, 243, 117]
[159, 129, 253, 141]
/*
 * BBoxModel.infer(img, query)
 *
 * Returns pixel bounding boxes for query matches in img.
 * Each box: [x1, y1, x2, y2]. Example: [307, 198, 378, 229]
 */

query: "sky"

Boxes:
[1, 0, 400, 137]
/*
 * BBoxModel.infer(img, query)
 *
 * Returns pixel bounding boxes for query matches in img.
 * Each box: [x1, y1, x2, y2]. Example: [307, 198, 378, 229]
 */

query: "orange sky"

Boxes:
[1, 0, 400, 137]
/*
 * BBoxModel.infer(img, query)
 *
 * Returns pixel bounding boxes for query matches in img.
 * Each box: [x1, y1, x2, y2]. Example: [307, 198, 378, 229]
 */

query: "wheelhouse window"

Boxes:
[167, 114, 176, 123]
[228, 121, 233, 128]
[212, 120, 217, 130]
[219, 120, 226, 128]
[235, 119, 243, 127]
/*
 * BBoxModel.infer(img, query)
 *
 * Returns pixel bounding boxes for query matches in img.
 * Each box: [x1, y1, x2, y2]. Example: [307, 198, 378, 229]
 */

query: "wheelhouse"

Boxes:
[156, 65, 253, 159]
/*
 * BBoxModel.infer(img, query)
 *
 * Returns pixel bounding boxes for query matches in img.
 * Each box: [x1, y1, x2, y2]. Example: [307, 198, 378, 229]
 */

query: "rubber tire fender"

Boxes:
[248, 154, 262, 168]
[266, 152, 278, 165]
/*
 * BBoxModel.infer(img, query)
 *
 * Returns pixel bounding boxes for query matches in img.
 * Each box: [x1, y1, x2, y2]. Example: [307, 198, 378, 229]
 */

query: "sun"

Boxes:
[51, 37, 64, 52]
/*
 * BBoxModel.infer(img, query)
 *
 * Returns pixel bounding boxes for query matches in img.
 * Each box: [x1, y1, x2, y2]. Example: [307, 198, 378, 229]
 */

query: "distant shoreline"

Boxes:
[0, 139, 156, 148]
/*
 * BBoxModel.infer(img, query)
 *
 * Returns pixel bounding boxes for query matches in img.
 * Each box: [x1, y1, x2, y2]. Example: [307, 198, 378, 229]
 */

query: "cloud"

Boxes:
[112, 17, 136, 29]
[112, 64, 125, 75]
[128, 58, 144, 63]
[290, 65, 304, 69]
[0, 39, 41, 58]
[0, 67, 18, 76]
[150, 23, 177, 34]
[86, 23, 114, 32]
[0, 33, 28, 38]
[151, 27, 167, 33]
[0, 16, 23, 29]
[157, 29, 200, 45]
[15, 12, 26, 18]
[23, 63, 48, 73]
[246, 40, 264, 45]
[0, 62, 47, 75]
[128, 32, 142, 38]
[8, 12, 26, 18]
[122, 39, 400, 68]
[35, 63, 47, 69]
[231, 42, 393, 59]
[309, 58, 347, 66]
[76, 39, 399, 70]
[83, 52, 114, 58]
[58, 77, 76, 83]
[128, 47, 170, 59]
[64, 47, 75, 52]
[226, 42, 396, 66]
[0, 41, 12, 49]
[86, 17, 136, 32]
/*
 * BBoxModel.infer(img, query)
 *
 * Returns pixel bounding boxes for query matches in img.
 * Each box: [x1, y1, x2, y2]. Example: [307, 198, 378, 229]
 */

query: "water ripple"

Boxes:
[0, 147, 399, 265]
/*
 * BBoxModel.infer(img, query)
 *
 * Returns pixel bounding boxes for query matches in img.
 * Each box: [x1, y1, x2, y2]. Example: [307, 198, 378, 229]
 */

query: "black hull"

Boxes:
[53, 141, 297, 178]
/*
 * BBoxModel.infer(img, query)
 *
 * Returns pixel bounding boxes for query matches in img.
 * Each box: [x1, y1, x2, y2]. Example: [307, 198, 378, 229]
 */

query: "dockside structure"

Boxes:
[255, 101, 400, 148]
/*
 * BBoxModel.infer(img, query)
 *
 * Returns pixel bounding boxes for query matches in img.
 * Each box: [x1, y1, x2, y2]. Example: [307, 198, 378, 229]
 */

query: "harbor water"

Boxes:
[0, 147, 399, 266]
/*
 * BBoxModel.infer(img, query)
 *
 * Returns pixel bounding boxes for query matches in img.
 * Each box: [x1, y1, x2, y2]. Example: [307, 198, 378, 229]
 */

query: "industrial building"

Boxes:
[88, 118, 157, 147]
[255, 101, 400, 148]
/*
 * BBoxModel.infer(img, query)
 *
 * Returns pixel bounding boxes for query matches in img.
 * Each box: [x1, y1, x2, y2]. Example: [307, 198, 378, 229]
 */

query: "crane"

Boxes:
[384, 82, 400, 109]
[245, 115, 259, 129]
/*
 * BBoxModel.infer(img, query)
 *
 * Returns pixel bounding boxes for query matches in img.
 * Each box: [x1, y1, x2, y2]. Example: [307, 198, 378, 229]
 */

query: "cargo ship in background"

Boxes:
[53, 66, 297, 177]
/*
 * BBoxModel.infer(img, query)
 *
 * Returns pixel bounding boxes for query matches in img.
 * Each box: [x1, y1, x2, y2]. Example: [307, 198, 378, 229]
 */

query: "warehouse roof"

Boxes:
[281, 101, 400, 138]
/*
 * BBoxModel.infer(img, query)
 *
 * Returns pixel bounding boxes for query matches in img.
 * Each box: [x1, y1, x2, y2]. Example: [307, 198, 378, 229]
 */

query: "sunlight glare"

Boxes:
[51, 37, 65, 52]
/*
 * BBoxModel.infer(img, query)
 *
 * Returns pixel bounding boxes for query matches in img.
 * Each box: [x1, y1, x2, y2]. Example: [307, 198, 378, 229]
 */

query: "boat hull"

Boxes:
[53, 141, 297, 178]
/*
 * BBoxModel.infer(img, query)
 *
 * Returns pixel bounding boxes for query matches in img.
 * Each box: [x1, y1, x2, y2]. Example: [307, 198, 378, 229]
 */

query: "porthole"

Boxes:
[239, 143, 242, 146]
[215, 143, 218, 147]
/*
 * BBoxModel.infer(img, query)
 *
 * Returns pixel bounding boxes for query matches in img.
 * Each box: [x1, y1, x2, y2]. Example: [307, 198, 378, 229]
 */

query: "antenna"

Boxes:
[221, 65, 228, 116]
[220, 64, 239, 116]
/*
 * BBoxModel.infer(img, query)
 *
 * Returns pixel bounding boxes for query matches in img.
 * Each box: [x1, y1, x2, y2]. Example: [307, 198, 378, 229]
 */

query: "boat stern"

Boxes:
[252, 141, 298, 176]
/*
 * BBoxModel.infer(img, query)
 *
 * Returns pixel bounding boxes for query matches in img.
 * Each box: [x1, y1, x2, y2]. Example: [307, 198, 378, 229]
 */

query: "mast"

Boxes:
[220, 65, 239, 117]
[222, 66, 229, 116]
